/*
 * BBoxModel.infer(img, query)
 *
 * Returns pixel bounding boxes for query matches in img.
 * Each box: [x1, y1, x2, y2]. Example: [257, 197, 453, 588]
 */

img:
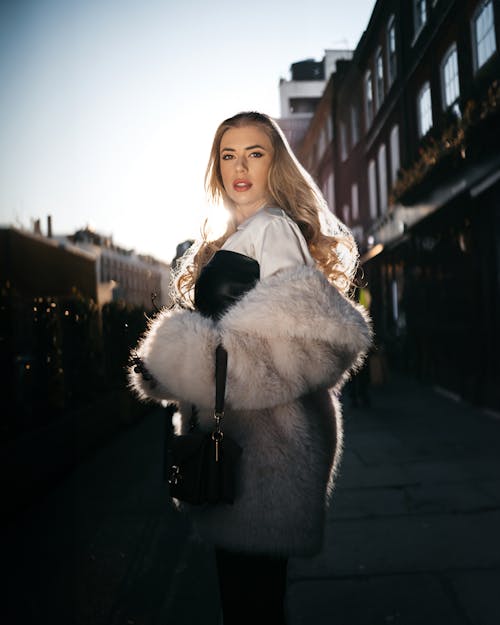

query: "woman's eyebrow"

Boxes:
[221, 144, 268, 152]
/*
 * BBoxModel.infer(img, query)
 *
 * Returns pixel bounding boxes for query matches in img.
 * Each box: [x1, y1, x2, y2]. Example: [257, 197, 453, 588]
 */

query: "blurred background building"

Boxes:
[0, 215, 171, 494]
[67, 226, 171, 309]
[277, 49, 353, 153]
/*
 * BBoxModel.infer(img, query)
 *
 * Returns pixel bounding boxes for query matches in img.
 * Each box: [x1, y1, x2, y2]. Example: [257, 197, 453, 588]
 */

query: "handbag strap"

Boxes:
[212, 345, 228, 460]
[215, 344, 228, 416]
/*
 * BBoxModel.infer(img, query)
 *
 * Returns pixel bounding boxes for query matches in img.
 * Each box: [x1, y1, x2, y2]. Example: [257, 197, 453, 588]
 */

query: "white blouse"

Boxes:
[221, 207, 315, 279]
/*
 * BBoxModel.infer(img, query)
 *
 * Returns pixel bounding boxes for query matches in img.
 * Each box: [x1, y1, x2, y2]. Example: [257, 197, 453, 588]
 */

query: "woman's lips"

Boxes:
[233, 180, 252, 192]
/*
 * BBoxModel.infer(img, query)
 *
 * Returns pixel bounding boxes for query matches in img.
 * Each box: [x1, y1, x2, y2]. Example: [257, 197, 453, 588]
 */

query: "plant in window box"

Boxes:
[463, 81, 500, 158]
[391, 79, 500, 204]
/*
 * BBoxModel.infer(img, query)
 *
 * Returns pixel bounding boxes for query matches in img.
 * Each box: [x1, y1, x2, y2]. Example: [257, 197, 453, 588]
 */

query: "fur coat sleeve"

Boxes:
[128, 265, 372, 409]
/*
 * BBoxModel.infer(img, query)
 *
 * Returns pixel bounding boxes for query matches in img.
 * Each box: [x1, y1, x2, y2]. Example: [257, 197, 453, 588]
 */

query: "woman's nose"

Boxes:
[235, 157, 248, 172]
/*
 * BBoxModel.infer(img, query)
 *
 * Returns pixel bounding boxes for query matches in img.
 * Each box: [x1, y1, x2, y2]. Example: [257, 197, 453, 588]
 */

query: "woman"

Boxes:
[129, 112, 371, 623]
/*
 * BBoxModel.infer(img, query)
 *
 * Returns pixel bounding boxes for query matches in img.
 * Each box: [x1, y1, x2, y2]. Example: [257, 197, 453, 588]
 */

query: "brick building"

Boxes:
[329, 0, 500, 408]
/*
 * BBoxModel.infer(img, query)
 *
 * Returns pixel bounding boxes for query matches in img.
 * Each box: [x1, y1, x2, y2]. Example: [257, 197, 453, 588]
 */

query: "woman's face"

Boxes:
[219, 124, 274, 222]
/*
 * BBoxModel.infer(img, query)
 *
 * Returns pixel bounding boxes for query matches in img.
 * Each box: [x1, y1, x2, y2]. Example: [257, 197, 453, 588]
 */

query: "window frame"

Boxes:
[350, 105, 359, 147]
[386, 15, 397, 87]
[339, 121, 348, 162]
[389, 124, 400, 185]
[351, 183, 359, 221]
[375, 47, 385, 111]
[377, 143, 388, 213]
[417, 81, 433, 138]
[326, 172, 335, 213]
[368, 159, 378, 219]
[440, 43, 460, 111]
[413, 0, 428, 41]
[342, 204, 350, 226]
[471, 0, 497, 72]
[365, 70, 374, 129]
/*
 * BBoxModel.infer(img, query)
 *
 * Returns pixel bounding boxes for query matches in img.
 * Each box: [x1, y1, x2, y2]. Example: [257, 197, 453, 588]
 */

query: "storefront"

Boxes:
[363, 159, 500, 409]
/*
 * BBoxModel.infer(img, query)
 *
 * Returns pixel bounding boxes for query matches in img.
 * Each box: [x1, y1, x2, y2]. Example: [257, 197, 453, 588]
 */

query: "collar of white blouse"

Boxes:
[235, 206, 283, 231]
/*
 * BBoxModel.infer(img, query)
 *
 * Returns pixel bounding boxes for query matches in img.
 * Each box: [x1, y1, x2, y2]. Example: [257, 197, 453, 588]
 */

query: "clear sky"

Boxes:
[0, 0, 375, 263]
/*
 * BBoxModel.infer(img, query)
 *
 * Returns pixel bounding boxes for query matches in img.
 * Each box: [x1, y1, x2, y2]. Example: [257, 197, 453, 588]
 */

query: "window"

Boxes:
[378, 143, 388, 212]
[387, 15, 397, 86]
[289, 97, 321, 114]
[414, 0, 427, 36]
[312, 141, 319, 168]
[417, 82, 433, 137]
[375, 48, 384, 110]
[390, 124, 400, 185]
[351, 183, 359, 220]
[340, 122, 348, 161]
[365, 71, 374, 128]
[441, 44, 460, 112]
[318, 128, 326, 158]
[326, 115, 333, 142]
[368, 159, 378, 219]
[350, 105, 359, 146]
[473, 1, 497, 70]
[326, 172, 335, 213]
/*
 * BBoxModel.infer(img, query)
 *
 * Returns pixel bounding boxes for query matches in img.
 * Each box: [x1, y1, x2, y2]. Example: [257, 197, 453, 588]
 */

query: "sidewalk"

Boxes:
[287, 376, 500, 625]
[4, 375, 500, 624]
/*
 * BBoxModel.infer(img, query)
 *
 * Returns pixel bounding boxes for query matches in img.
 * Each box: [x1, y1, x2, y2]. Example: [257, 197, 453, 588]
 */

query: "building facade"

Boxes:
[278, 50, 352, 153]
[297, 73, 337, 216]
[68, 227, 171, 310]
[328, 0, 500, 408]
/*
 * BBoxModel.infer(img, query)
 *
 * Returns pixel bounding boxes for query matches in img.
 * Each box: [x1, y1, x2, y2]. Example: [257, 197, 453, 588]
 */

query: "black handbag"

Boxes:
[168, 345, 242, 505]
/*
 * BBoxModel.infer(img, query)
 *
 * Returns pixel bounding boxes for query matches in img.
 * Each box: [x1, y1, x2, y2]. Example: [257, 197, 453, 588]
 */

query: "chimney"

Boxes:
[47, 215, 53, 238]
[34, 219, 41, 235]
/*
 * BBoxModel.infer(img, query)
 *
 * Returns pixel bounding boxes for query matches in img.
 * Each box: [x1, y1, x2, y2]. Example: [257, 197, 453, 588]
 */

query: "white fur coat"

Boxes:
[129, 265, 371, 556]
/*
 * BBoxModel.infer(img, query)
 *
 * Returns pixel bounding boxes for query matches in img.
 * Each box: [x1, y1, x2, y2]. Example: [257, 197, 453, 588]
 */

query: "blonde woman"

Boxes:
[129, 112, 371, 624]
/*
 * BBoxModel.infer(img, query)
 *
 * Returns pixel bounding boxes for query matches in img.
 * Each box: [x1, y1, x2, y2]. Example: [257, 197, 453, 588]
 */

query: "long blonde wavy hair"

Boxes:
[173, 112, 358, 305]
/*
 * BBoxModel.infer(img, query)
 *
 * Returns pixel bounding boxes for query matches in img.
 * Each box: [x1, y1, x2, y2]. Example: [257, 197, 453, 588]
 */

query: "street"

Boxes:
[4, 374, 500, 625]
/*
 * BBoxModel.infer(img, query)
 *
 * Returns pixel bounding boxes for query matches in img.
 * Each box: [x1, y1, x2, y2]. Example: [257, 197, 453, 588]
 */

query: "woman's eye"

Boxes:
[221, 154, 234, 160]
[250, 152, 263, 158]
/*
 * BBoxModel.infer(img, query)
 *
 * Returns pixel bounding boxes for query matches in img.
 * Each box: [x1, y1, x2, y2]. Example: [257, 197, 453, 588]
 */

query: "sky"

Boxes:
[0, 0, 375, 263]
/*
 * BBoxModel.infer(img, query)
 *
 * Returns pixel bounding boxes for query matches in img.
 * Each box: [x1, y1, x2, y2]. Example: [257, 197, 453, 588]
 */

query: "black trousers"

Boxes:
[215, 548, 288, 624]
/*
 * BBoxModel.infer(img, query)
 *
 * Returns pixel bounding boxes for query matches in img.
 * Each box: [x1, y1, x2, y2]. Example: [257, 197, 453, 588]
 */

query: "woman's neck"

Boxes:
[232, 199, 270, 226]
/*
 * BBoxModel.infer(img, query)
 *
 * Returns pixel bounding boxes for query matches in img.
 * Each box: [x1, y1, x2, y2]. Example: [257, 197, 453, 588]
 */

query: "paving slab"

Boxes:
[449, 569, 500, 625]
[286, 574, 468, 625]
[477, 479, 500, 504]
[289, 510, 500, 579]
[405, 482, 499, 514]
[329, 485, 412, 519]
